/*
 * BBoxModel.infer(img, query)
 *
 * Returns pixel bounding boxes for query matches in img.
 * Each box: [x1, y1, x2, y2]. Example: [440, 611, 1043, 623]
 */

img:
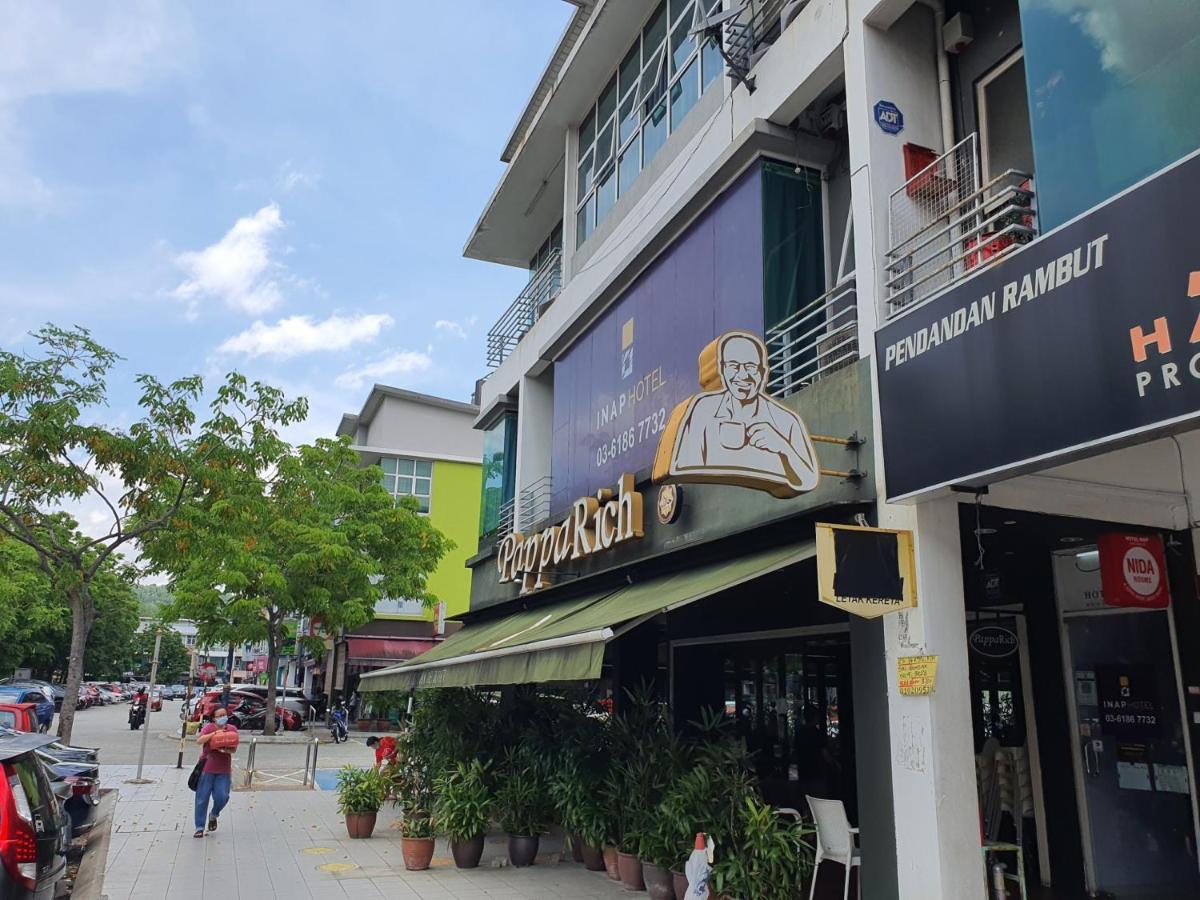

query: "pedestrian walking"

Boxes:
[193, 707, 238, 838]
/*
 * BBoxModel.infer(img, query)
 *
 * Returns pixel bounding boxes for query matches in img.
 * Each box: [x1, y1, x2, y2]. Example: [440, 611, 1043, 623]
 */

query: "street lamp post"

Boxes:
[125, 630, 162, 785]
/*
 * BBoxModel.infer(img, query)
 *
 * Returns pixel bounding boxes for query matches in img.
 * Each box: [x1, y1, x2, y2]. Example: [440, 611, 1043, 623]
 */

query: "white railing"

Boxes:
[765, 276, 858, 398]
[885, 134, 1036, 314]
[496, 497, 515, 539]
[518, 475, 553, 531]
[486, 250, 562, 368]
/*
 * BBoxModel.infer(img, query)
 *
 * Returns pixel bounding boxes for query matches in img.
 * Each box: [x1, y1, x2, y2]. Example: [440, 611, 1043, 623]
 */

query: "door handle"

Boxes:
[1083, 740, 1097, 777]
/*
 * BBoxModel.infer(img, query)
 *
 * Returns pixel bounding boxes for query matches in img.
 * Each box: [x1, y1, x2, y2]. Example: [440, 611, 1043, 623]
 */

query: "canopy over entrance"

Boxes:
[358, 540, 815, 692]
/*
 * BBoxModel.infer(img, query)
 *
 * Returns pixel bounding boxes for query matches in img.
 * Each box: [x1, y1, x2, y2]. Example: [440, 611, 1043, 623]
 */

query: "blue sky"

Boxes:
[0, 1, 570, 447]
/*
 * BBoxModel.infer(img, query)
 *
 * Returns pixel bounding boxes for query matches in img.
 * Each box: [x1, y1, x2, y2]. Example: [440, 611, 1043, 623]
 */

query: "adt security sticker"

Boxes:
[874, 100, 903, 135]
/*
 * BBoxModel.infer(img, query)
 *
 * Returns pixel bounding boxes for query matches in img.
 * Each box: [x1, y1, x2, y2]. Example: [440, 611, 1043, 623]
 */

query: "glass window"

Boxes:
[702, 36, 723, 90]
[595, 167, 617, 225]
[977, 52, 1034, 182]
[1018, 0, 1200, 229]
[670, 58, 699, 130]
[670, 4, 696, 74]
[619, 136, 641, 195]
[479, 412, 518, 536]
[597, 75, 618, 125]
[643, 2, 667, 53]
[762, 162, 826, 332]
[642, 99, 668, 168]
[379, 456, 432, 514]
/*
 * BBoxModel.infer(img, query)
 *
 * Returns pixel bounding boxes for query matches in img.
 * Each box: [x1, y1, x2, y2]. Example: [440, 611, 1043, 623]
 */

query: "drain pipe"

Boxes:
[919, 0, 955, 154]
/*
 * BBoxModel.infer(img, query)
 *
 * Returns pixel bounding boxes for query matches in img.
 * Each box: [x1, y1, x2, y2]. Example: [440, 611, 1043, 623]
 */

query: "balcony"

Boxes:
[518, 475, 553, 531]
[485, 249, 562, 368]
[885, 134, 1036, 315]
[765, 276, 858, 399]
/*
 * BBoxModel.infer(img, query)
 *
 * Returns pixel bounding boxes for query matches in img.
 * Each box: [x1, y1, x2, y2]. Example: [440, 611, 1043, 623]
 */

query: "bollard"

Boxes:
[309, 737, 320, 789]
[303, 740, 313, 786]
[244, 737, 258, 788]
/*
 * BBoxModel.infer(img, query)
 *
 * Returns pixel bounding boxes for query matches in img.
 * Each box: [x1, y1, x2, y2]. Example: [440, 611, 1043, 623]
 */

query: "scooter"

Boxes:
[328, 703, 348, 744]
[128, 702, 145, 731]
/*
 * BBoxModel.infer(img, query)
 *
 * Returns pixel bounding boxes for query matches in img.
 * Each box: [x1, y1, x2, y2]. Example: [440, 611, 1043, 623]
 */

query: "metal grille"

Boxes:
[765, 276, 858, 398]
[723, 0, 805, 87]
[518, 475, 553, 531]
[485, 249, 562, 368]
[885, 134, 1036, 314]
[497, 497, 515, 539]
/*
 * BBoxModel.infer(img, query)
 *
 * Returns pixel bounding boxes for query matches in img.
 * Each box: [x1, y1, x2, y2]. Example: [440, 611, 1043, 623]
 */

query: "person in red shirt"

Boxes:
[366, 735, 397, 770]
[193, 707, 238, 838]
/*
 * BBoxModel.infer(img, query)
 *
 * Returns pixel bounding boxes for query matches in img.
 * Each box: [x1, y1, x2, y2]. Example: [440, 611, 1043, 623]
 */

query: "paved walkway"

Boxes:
[101, 765, 628, 900]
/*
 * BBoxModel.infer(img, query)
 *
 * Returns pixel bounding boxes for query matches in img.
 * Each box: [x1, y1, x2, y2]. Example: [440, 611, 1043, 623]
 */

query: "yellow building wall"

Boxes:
[426, 459, 482, 618]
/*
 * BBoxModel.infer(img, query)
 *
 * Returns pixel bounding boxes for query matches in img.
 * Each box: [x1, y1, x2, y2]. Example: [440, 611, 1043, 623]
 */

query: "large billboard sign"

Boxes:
[876, 150, 1200, 500]
[551, 167, 763, 510]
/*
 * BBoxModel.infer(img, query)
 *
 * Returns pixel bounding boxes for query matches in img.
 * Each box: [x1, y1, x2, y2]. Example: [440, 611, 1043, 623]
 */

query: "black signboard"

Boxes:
[876, 151, 1200, 499]
[1096, 664, 1161, 740]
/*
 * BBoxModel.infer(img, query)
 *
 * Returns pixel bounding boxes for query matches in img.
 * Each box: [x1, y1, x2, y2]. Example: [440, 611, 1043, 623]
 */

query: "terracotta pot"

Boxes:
[618, 852, 646, 891]
[344, 811, 377, 839]
[643, 862, 674, 900]
[508, 833, 540, 868]
[581, 842, 606, 872]
[570, 832, 584, 863]
[450, 834, 485, 869]
[672, 870, 688, 900]
[401, 836, 435, 870]
[602, 845, 621, 880]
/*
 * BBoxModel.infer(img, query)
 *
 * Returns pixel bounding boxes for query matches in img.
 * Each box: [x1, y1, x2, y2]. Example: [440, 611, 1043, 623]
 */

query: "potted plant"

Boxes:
[335, 766, 386, 839]
[710, 796, 814, 900]
[496, 755, 550, 867]
[435, 759, 493, 869]
[391, 749, 438, 870]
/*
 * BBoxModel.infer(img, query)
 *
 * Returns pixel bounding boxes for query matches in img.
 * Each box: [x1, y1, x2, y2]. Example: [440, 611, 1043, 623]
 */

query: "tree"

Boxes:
[144, 436, 450, 733]
[128, 628, 191, 684]
[0, 325, 306, 742]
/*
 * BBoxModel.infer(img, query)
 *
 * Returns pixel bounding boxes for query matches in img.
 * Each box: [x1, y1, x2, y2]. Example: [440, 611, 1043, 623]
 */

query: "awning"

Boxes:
[345, 637, 435, 664]
[358, 540, 815, 692]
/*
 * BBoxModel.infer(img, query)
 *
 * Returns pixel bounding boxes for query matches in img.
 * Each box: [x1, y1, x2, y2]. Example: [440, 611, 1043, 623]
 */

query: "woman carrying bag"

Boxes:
[191, 707, 239, 838]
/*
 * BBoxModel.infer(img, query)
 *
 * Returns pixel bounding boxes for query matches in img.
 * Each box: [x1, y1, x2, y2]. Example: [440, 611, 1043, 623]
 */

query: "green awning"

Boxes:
[358, 539, 815, 692]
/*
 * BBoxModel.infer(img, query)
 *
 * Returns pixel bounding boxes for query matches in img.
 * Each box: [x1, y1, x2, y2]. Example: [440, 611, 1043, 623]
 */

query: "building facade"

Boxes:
[329, 385, 482, 705]
[364, 1, 1200, 898]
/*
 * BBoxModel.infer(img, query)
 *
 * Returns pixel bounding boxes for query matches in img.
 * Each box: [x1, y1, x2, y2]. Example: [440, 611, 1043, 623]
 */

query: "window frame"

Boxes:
[379, 456, 433, 515]
[574, 0, 722, 248]
[975, 48, 1029, 183]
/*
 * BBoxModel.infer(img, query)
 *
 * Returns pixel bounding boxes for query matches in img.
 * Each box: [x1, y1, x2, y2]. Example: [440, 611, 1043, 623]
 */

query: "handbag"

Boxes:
[188, 755, 205, 791]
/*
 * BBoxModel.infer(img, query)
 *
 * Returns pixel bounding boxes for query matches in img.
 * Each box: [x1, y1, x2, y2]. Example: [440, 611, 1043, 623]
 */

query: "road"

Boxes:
[67, 698, 376, 773]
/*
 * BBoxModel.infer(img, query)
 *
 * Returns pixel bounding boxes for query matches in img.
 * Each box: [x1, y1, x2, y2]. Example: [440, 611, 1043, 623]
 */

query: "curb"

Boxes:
[69, 790, 116, 900]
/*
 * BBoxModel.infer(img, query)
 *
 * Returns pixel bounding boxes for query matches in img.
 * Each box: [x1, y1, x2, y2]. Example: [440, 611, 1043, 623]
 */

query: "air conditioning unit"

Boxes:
[818, 101, 847, 136]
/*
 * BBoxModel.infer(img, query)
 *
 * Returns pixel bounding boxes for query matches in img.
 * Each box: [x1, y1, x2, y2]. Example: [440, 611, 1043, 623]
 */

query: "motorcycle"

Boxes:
[328, 703, 348, 744]
[128, 702, 145, 731]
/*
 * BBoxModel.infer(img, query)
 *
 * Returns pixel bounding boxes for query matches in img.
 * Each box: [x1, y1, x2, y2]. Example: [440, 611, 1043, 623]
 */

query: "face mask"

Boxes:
[215, 716, 229, 726]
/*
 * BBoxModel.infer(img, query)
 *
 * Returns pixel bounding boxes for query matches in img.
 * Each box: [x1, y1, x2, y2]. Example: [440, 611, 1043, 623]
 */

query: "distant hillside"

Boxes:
[134, 584, 174, 617]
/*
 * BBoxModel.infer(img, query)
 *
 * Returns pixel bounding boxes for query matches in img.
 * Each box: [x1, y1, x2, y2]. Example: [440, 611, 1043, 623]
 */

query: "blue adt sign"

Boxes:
[874, 100, 904, 135]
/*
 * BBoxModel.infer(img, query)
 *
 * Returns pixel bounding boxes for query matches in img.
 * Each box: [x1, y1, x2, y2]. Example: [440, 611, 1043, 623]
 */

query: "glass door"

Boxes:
[1054, 551, 1200, 898]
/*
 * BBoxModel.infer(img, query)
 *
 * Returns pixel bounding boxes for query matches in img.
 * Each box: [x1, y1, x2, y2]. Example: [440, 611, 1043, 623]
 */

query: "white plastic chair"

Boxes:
[805, 795, 861, 900]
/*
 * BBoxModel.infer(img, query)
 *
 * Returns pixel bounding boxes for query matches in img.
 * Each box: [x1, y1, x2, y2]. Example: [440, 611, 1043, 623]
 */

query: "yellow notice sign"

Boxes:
[897, 655, 938, 695]
[816, 523, 917, 619]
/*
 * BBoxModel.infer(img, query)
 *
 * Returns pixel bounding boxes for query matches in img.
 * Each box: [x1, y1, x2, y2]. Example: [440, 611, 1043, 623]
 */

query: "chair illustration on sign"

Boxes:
[805, 796, 861, 900]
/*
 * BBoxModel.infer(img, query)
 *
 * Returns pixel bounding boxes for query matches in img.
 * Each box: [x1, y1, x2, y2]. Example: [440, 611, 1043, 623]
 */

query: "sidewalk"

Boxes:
[101, 765, 627, 900]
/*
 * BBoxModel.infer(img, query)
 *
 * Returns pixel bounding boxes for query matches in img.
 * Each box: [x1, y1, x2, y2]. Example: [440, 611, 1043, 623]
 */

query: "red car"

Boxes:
[192, 691, 301, 731]
[0, 703, 39, 732]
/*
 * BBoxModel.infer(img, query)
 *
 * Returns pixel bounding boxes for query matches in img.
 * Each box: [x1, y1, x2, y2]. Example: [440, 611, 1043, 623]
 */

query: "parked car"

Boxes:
[149, 690, 163, 713]
[0, 688, 49, 709]
[0, 732, 68, 899]
[230, 685, 312, 718]
[0, 704, 40, 733]
[39, 755, 99, 838]
[0, 682, 63, 713]
[227, 696, 303, 732]
[0, 729, 98, 765]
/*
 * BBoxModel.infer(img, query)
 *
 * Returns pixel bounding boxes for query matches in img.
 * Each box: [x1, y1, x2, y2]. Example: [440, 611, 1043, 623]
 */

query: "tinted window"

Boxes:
[0, 712, 14, 729]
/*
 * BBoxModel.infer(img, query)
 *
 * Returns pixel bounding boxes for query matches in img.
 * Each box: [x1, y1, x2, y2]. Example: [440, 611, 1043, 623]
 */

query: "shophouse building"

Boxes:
[362, 1, 1200, 898]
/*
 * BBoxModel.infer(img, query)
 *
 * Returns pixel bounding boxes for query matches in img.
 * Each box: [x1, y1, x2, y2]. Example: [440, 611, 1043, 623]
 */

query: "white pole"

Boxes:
[127, 631, 162, 784]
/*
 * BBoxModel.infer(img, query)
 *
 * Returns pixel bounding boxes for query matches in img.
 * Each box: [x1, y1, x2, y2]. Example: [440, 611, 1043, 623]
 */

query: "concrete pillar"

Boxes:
[512, 371, 554, 531]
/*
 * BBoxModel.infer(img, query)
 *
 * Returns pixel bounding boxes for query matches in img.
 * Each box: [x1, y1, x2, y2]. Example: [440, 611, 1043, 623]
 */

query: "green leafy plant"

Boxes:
[335, 766, 387, 815]
[496, 750, 552, 837]
[435, 759, 493, 842]
[711, 796, 815, 900]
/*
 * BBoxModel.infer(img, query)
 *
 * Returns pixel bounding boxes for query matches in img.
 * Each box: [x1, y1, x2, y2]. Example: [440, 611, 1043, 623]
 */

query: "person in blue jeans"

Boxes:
[193, 708, 237, 838]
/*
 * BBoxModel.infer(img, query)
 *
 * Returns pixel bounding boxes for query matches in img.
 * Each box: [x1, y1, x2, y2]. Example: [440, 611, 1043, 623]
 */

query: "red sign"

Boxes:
[197, 662, 218, 682]
[1099, 533, 1170, 609]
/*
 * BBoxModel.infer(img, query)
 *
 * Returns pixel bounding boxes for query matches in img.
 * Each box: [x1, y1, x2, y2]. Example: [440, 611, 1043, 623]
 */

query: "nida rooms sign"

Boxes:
[497, 474, 644, 595]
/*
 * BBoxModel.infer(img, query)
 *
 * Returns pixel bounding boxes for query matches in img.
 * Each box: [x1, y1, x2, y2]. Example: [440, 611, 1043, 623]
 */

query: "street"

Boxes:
[70, 697, 372, 773]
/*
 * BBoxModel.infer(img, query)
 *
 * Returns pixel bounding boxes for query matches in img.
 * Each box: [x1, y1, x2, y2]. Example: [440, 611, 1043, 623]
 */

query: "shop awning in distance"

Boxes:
[357, 539, 815, 692]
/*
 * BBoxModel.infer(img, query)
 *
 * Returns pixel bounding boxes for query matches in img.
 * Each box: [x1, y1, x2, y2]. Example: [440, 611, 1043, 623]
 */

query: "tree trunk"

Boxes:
[263, 621, 279, 736]
[57, 587, 95, 746]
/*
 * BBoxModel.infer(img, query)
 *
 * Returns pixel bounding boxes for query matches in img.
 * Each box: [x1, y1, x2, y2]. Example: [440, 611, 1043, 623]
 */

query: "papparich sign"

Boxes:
[876, 150, 1200, 499]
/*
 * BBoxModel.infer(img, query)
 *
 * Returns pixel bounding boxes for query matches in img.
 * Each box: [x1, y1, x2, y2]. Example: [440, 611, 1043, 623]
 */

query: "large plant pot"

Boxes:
[401, 836, 435, 870]
[450, 834, 485, 869]
[344, 811, 377, 839]
[581, 843, 606, 871]
[672, 871, 688, 900]
[603, 845, 621, 880]
[643, 862, 674, 900]
[570, 832, 584, 863]
[618, 852, 646, 891]
[508, 834, 540, 868]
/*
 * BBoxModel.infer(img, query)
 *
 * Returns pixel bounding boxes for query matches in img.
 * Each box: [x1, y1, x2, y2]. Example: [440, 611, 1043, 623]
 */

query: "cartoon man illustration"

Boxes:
[653, 331, 819, 497]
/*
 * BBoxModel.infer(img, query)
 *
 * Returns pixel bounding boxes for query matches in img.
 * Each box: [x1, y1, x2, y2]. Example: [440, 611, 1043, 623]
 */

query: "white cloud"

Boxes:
[1030, 0, 1199, 78]
[333, 350, 434, 389]
[217, 312, 395, 360]
[434, 315, 478, 340]
[277, 160, 320, 193]
[172, 204, 287, 316]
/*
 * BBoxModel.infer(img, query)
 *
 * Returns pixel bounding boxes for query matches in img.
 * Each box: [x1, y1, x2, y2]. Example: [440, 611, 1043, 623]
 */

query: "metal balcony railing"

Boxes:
[518, 475, 553, 531]
[485, 249, 562, 368]
[885, 134, 1036, 314]
[765, 276, 858, 399]
[496, 497, 515, 539]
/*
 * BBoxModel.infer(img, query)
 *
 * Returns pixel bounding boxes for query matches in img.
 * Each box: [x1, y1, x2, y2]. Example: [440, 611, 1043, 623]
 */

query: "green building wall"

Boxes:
[427, 459, 482, 618]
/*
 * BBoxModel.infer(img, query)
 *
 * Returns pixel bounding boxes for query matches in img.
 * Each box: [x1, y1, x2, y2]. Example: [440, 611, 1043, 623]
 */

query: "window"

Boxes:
[976, 50, 1034, 184]
[479, 412, 517, 535]
[575, 0, 723, 248]
[380, 457, 433, 513]
[528, 222, 563, 275]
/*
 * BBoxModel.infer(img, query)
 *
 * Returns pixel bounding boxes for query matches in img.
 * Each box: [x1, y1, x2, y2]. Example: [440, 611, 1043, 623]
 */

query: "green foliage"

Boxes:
[128, 629, 191, 684]
[434, 760, 493, 842]
[387, 746, 437, 838]
[133, 584, 173, 616]
[496, 747, 553, 837]
[335, 766, 387, 815]
[143, 434, 450, 734]
[711, 797, 814, 900]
